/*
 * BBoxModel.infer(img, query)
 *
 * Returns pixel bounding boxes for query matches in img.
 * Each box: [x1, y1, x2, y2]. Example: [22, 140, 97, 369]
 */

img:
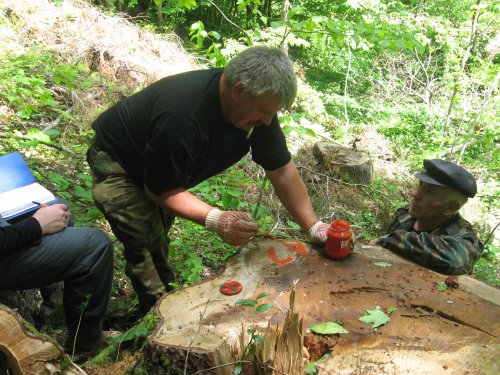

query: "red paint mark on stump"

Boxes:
[282, 241, 308, 255]
[267, 246, 294, 264]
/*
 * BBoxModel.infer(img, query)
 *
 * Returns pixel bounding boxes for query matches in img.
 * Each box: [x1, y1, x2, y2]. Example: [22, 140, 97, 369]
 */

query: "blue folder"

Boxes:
[0, 151, 55, 219]
[0, 151, 37, 193]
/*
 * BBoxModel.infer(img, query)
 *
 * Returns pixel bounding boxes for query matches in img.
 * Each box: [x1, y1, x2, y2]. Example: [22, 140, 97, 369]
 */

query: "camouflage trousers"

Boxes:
[87, 141, 175, 311]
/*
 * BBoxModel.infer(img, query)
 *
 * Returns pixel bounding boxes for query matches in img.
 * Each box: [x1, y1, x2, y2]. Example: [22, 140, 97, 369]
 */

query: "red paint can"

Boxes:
[325, 219, 352, 260]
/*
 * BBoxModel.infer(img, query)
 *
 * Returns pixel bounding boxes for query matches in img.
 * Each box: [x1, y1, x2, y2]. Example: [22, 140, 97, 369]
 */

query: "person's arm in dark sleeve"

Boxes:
[0, 217, 42, 260]
[376, 230, 481, 275]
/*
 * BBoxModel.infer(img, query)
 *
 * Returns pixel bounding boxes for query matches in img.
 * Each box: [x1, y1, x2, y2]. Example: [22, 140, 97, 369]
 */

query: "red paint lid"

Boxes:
[220, 281, 243, 296]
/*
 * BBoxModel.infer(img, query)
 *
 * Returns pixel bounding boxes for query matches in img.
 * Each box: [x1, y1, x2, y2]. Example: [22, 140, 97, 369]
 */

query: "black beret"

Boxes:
[415, 159, 477, 198]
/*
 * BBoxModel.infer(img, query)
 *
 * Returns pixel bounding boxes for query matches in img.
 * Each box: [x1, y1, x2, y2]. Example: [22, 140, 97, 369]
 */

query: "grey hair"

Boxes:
[445, 189, 468, 212]
[224, 45, 297, 109]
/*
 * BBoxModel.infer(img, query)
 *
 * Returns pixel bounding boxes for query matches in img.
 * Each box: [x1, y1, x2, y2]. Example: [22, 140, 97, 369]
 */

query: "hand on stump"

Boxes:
[307, 220, 329, 244]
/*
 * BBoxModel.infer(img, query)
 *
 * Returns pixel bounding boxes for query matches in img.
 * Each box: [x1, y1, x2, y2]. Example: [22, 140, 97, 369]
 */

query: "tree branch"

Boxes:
[206, 0, 254, 44]
[0, 132, 77, 155]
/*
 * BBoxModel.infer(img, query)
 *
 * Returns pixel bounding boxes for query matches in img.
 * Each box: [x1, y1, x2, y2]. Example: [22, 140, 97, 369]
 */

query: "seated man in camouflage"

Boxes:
[374, 159, 484, 275]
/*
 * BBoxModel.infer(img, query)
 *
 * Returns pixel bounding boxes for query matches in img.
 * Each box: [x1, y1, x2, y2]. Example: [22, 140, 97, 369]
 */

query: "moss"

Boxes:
[85, 345, 119, 367]
[124, 354, 183, 375]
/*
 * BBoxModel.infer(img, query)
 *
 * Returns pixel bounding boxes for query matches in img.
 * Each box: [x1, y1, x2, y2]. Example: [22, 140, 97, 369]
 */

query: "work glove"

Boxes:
[307, 220, 329, 244]
[205, 208, 259, 246]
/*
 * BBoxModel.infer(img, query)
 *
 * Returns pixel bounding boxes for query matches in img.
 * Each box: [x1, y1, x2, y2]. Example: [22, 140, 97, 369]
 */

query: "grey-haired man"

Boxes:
[87, 45, 329, 312]
[374, 159, 484, 275]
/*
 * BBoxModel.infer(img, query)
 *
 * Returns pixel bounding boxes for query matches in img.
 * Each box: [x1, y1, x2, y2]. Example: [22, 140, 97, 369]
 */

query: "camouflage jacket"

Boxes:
[376, 206, 484, 275]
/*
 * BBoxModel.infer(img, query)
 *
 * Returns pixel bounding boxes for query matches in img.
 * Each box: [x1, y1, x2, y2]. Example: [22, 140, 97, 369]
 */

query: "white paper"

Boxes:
[0, 182, 55, 218]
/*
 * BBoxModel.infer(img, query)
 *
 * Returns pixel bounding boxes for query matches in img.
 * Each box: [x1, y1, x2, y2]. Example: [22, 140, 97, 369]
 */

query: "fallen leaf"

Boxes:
[309, 322, 349, 335]
[359, 309, 390, 329]
[373, 261, 392, 267]
[437, 281, 447, 292]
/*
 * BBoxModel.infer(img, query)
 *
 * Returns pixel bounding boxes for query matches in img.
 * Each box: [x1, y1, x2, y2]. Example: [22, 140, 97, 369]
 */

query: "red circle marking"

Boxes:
[220, 281, 243, 296]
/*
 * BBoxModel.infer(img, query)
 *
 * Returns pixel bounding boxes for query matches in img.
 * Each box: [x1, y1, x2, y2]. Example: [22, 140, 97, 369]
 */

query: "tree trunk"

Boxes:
[147, 238, 500, 374]
[0, 306, 82, 375]
[313, 142, 373, 184]
[0, 290, 41, 326]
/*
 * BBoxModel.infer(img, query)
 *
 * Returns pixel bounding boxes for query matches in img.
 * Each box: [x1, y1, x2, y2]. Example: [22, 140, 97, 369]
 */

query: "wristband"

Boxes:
[205, 208, 223, 233]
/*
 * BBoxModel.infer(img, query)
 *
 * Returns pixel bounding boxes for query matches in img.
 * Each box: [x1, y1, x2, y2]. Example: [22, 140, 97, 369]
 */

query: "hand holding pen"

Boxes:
[32, 202, 71, 234]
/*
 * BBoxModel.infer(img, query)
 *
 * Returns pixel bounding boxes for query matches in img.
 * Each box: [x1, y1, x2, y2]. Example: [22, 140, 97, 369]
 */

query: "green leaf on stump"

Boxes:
[359, 309, 390, 329]
[309, 322, 348, 335]
[256, 303, 273, 313]
[387, 306, 398, 314]
[437, 281, 447, 292]
[374, 261, 392, 267]
[237, 299, 256, 307]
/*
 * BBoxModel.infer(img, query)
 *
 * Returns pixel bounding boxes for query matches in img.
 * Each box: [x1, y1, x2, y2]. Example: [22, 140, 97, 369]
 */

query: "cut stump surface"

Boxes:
[313, 142, 373, 184]
[150, 239, 500, 374]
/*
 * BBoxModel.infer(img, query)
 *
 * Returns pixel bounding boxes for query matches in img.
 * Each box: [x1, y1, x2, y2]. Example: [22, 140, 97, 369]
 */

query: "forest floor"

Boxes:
[0, 0, 498, 374]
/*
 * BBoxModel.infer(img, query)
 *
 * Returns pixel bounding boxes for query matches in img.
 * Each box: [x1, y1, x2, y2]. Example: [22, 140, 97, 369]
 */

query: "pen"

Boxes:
[32, 201, 48, 207]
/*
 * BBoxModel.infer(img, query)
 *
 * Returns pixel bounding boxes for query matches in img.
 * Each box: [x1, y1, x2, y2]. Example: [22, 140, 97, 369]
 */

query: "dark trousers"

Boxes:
[0, 220, 113, 330]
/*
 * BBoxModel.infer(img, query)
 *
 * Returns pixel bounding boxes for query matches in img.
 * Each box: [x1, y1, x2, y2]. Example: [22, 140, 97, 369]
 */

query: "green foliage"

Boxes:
[189, 20, 226, 66]
[380, 108, 443, 166]
[109, 314, 156, 345]
[236, 292, 273, 359]
[280, 112, 319, 138]
[304, 354, 330, 375]
[85, 345, 119, 367]
[169, 219, 226, 285]
[473, 244, 500, 288]
[0, 51, 83, 120]
[169, 166, 271, 285]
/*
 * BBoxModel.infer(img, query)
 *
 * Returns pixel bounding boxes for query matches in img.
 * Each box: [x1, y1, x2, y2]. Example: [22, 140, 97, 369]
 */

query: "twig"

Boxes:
[206, 0, 253, 44]
[66, 359, 88, 375]
[0, 131, 77, 155]
[183, 299, 210, 375]
[296, 164, 399, 207]
[42, 107, 73, 132]
[401, 313, 433, 318]
[483, 221, 499, 246]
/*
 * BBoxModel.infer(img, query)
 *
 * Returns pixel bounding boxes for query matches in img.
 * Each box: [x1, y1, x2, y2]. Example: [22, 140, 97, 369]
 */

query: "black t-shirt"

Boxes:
[92, 68, 291, 195]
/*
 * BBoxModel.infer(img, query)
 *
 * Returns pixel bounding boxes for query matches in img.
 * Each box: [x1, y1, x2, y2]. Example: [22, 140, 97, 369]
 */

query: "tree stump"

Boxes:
[0, 290, 42, 325]
[148, 238, 500, 374]
[313, 142, 373, 184]
[0, 305, 82, 375]
[0, 282, 64, 328]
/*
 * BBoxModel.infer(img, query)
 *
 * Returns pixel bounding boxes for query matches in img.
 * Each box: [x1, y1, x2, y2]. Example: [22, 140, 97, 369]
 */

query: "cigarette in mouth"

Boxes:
[246, 127, 254, 139]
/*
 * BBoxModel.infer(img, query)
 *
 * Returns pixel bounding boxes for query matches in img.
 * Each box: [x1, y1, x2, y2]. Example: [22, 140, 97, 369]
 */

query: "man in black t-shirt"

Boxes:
[87, 46, 329, 313]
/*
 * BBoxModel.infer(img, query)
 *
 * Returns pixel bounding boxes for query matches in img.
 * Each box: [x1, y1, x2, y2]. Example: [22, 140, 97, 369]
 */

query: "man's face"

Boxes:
[409, 180, 452, 221]
[229, 89, 284, 132]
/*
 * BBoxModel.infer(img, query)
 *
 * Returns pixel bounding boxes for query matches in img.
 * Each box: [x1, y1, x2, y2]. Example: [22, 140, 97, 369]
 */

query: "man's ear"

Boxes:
[231, 82, 246, 100]
[444, 200, 461, 216]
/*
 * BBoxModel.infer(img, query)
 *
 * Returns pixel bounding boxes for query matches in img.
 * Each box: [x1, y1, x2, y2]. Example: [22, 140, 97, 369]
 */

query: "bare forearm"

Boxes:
[145, 186, 212, 225]
[266, 161, 318, 231]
